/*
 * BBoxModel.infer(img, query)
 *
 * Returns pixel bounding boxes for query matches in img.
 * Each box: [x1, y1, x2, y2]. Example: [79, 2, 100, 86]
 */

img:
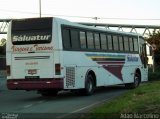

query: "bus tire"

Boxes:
[82, 74, 96, 96]
[125, 72, 141, 89]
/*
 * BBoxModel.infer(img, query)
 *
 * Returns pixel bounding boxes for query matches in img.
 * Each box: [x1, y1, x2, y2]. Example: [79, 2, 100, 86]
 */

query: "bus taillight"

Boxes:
[55, 64, 61, 75]
[6, 65, 11, 76]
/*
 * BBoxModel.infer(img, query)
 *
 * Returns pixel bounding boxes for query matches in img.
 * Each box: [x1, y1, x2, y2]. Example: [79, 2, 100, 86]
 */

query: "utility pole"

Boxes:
[39, 0, 41, 18]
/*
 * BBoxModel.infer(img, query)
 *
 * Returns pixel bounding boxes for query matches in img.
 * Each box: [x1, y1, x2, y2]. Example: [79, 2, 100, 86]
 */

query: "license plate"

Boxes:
[28, 69, 37, 75]
[25, 76, 39, 79]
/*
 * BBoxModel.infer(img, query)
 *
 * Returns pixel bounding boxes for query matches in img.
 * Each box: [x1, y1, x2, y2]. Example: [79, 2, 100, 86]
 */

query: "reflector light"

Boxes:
[13, 82, 18, 85]
[46, 81, 51, 84]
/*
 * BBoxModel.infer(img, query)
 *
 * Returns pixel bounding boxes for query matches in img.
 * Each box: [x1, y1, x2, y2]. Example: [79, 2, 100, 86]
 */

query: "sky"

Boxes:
[0, 0, 160, 24]
[0, 0, 160, 40]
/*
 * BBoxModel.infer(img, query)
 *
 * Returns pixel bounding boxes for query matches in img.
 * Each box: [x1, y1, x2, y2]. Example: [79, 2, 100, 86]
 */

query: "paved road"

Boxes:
[0, 77, 127, 119]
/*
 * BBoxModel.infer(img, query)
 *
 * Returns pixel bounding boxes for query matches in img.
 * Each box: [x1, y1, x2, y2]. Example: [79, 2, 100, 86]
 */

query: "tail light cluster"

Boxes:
[6, 64, 62, 76]
[55, 63, 61, 75]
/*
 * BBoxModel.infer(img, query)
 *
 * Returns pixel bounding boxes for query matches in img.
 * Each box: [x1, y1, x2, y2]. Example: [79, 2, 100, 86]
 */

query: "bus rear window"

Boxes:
[11, 17, 52, 45]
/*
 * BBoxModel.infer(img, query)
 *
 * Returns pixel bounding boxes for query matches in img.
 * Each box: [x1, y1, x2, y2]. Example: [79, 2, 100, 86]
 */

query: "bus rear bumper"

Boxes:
[7, 78, 64, 90]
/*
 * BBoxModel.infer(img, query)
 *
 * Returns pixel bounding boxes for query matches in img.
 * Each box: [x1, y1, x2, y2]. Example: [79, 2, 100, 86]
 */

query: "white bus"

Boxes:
[6, 17, 148, 96]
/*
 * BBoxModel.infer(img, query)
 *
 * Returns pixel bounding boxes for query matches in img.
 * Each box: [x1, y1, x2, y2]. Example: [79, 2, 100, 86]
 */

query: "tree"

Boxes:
[146, 30, 160, 50]
[145, 31, 160, 65]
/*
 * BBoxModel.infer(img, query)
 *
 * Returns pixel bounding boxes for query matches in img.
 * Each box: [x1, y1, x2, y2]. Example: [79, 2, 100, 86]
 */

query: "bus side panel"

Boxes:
[122, 53, 149, 83]
[62, 52, 124, 89]
[11, 53, 54, 79]
[122, 65, 137, 84]
[141, 67, 148, 81]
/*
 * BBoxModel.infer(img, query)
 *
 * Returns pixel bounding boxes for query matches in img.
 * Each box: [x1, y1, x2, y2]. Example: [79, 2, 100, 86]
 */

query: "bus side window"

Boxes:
[124, 36, 129, 51]
[129, 37, 134, 51]
[80, 31, 87, 49]
[62, 28, 71, 49]
[94, 33, 100, 50]
[140, 43, 147, 68]
[107, 35, 113, 50]
[71, 30, 80, 49]
[119, 36, 124, 51]
[100, 34, 107, 50]
[87, 32, 94, 49]
[113, 35, 119, 51]
[133, 38, 138, 51]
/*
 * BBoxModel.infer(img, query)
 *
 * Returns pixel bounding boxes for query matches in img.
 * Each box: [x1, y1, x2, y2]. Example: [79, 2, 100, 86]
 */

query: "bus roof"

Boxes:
[54, 17, 143, 37]
[11, 17, 143, 38]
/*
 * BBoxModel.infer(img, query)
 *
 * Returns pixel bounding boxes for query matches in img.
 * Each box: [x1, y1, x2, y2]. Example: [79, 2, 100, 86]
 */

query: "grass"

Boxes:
[81, 67, 160, 119]
[86, 81, 160, 119]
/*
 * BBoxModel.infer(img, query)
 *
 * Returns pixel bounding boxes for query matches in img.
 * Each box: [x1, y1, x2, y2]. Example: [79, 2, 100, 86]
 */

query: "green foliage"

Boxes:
[148, 66, 160, 81]
[87, 81, 160, 119]
[146, 31, 160, 65]
[146, 30, 160, 51]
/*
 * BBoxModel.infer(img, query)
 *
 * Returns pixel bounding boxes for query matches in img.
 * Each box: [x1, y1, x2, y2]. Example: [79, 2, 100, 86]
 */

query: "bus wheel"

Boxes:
[125, 72, 141, 89]
[82, 74, 96, 96]
[38, 90, 58, 97]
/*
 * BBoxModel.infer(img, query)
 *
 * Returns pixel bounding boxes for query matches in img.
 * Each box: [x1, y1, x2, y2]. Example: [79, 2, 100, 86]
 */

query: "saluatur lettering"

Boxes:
[127, 56, 138, 62]
[12, 35, 51, 42]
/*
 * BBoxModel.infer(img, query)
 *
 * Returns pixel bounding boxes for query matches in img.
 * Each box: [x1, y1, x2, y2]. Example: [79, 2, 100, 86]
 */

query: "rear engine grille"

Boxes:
[66, 67, 75, 88]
